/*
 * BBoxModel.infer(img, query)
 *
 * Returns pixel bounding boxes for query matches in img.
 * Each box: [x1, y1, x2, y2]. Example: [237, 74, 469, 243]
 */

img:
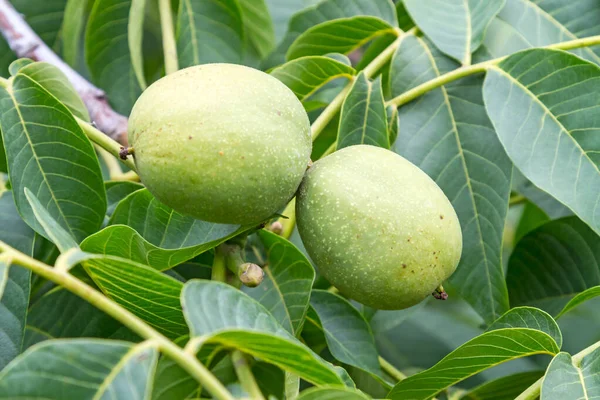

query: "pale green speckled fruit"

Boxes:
[296, 145, 462, 310]
[128, 64, 311, 225]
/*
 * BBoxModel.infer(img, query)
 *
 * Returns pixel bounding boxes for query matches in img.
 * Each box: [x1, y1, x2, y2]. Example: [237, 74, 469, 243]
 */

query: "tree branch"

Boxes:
[0, 0, 129, 144]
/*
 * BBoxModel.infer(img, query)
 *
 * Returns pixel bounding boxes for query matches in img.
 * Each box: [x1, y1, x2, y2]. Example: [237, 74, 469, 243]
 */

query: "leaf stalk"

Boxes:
[159, 0, 179, 75]
[232, 350, 266, 400]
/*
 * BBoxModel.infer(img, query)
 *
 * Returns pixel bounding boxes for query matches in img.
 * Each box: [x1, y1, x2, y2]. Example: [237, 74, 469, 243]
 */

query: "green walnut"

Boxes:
[296, 145, 462, 310]
[128, 64, 311, 225]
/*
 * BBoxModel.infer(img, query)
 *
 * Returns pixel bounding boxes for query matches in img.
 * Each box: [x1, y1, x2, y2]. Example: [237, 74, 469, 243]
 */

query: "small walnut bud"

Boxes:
[239, 263, 264, 288]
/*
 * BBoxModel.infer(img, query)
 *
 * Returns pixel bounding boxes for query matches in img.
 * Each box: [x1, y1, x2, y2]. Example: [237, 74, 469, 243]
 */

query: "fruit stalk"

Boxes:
[221, 243, 264, 287]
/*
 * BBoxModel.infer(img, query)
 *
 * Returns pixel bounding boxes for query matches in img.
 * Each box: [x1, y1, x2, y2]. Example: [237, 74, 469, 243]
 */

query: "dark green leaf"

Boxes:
[263, 0, 312, 44]
[403, 0, 505, 64]
[176, 0, 244, 67]
[105, 181, 143, 219]
[395, 1, 415, 32]
[388, 328, 559, 399]
[0, 74, 106, 243]
[390, 34, 511, 324]
[238, 0, 276, 58]
[556, 286, 600, 319]
[244, 230, 315, 336]
[483, 49, 600, 236]
[253, 362, 285, 399]
[287, 16, 395, 60]
[62, 0, 92, 68]
[507, 217, 600, 317]
[12, 0, 68, 50]
[182, 280, 345, 386]
[512, 169, 571, 219]
[128, 0, 148, 90]
[0, 340, 158, 399]
[386, 105, 398, 146]
[541, 349, 600, 399]
[296, 386, 370, 400]
[86, 0, 142, 114]
[337, 72, 388, 150]
[459, 370, 544, 400]
[487, 306, 562, 348]
[270, 56, 355, 102]
[309, 290, 384, 383]
[514, 200, 550, 244]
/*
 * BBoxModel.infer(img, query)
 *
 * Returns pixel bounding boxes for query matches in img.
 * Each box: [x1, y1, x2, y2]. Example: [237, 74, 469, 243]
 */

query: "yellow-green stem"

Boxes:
[379, 356, 406, 382]
[0, 241, 234, 400]
[211, 247, 227, 282]
[232, 350, 265, 400]
[159, 0, 179, 74]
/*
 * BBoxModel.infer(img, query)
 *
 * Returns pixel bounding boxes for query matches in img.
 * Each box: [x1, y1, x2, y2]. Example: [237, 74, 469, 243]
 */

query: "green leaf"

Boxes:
[487, 306, 562, 348]
[182, 280, 346, 386]
[105, 181, 143, 218]
[484, 49, 600, 236]
[244, 230, 315, 336]
[8, 59, 34, 75]
[0, 73, 106, 243]
[16, 61, 89, 121]
[337, 72, 388, 150]
[287, 16, 395, 60]
[62, 0, 91, 68]
[86, 0, 142, 115]
[514, 200, 550, 244]
[390, 34, 511, 324]
[477, 0, 600, 64]
[309, 290, 384, 383]
[24, 189, 78, 253]
[238, 0, 276, 58]
[23, 288, 138, 350]
[129, 0, 148, 90]
[0, 191, 37, 254]
[388, 328, 559, 399]
[557, 287, 600, 319]
[541, 349, 600, 399]
[512, 169, 571, 219]
[297, 386, 370, 400]
[386, 105, 398, 145]
[0, 340, 158, 399]
[84, 256, 186, 339]
[264, 0, 397, 68]
[264, 0, 312, 44]
[270, 56, 355, 102]
[176, 0, 244, 68]
[459, 370, 544, 400]
[507, 217, 600, 317]
[12, 0, 68, 50]
[395, 1, 415, 32]
[403, 0, 505, 65]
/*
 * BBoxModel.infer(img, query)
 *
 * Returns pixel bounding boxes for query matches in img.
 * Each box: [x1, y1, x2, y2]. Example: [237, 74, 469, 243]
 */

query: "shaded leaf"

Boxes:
[483, 49, 600, 235]
[238, 0, 276, 59]
[388, 328, 559, 399]
[403, 0, 505, 64]
[86, 0, 142, 114]
[12, 0, 68, 50]
[309, 290, 384, 382]
[62, 0, 91, 68]
[0, 73, 105, 243]
[287, 16, 395, 60]
[182, 280, 345, 386]
[557, 286, 600, 319]
[176, 0, 244, 67]
[129, 0, 148, 90]
[507, 217, 600, 317]
[514, 200, 550, 243]
[105, 181, 143, 219]
[460, 370, 544, 400]
[390, 34, 511, 324]
[386, 105, 399, 146]
[337, 72, 388, 150]
[244, 230, 315, 335]
[512, 169, 571, 219]
[264, 0, 312, 44]
[0, 340, 158, 399]
[487, 306, 562, 348]
[541, 349, 600, 400]
[297, 386, 370, 400]
[270, 56, 355, 102]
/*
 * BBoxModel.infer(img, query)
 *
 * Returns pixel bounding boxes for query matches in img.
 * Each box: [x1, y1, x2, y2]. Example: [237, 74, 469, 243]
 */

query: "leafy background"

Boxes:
[0, 0, 600, 399]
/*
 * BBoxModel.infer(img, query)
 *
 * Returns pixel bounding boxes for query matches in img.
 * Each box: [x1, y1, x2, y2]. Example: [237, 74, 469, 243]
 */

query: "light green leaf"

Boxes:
[390, 34, 511, 324]
[487, 306, 562, 348]
[264, 0, 397, 68]
[238, 0, 276, 58]
[309, 290, 384, 383]
[15, 61, 90, 121]
[514, 200, 550, 243]
[287, 16, 395, 60]
[182, 280, 346, 386]
[270, 56, 355, 102]
[386, 105, 399, 146]
[0, 340, 158, 399]
[403, 0, 505, 65]
[244, 230, 315, 336]
[297, 386, 370, 400]
[388, 328, 559, 399]
[8, 59, 34, 75]
[129, 0, 148, 90]
[84, 256, 186, 339]
[62, 0, 91, 68]
[24, 288, 138, 350]
[483, 49, 600, 235]
[86, 0, 142, 115]
[337, 72, 388, 150]
[557, 287, 600, 319]
[541, 349, 600, 400]
[0, 72, 106, 243]
[24, 188, 78, 253]
[459, 370, 544, 400]
[507, 217, 600, 317]
[176, 0, 244, 67]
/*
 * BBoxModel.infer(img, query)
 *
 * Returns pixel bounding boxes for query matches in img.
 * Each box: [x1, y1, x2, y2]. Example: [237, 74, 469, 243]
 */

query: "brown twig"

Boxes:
[0, 0, 129, 144]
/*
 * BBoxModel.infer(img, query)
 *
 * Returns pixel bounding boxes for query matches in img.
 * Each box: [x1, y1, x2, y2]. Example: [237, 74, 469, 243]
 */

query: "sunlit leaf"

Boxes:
[487, 306, 562, 348]
[541, 349, 600, 399]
